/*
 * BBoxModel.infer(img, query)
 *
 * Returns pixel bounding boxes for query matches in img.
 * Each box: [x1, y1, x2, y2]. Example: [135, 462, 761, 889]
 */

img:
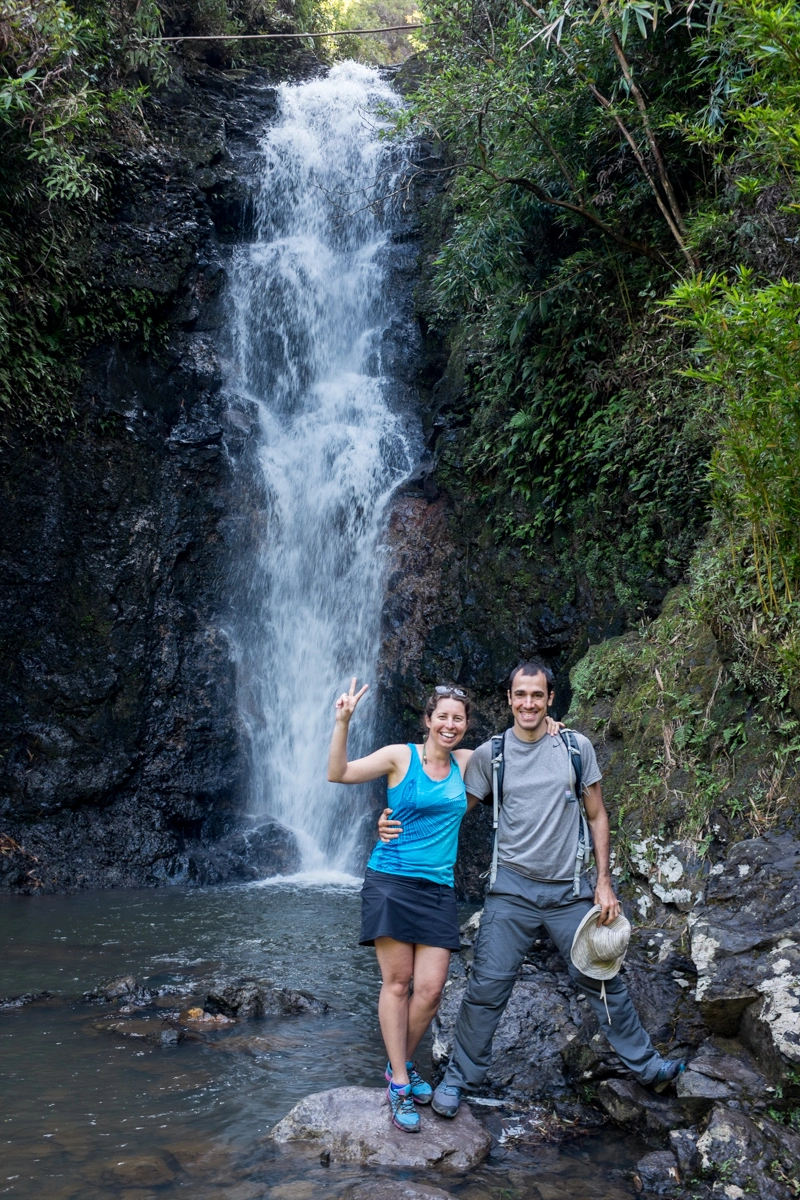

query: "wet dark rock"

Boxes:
[205, 978, 330, 1019]
[180, 818, 301, 884]
[95, 1017, 186, 1046]
[83, 975, 155, 1005]
[596, 1079, 688, 1134]
[269, 1086, 491, 1169]
[690, 834, 800, 1076]
[344, 1184, 457, 1200]
[695, 1102, 800, 1200]
[632, 1150, 682, 1195]
[668, 1127, 700, 1178]
[0, 990, 55, 1011]
[98, 1154, 177, 1188]
[433, 967, 581, 1099]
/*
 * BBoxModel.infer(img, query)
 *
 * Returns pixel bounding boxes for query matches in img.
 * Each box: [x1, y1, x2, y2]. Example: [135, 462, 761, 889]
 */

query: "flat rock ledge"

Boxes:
[269, 1086, 491, 1169]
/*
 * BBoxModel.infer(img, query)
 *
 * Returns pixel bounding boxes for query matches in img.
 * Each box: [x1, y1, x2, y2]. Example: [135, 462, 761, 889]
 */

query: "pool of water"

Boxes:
[0, 883, 643, 1198]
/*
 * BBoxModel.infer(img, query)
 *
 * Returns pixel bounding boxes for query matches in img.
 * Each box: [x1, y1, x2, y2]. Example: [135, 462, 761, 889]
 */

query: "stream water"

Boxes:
[229, 63, 418, 877]
[1, 884, 643, 1199]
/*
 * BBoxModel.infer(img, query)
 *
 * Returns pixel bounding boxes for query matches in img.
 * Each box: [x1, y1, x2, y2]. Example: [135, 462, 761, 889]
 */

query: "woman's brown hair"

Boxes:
[422, 685, 471, 726]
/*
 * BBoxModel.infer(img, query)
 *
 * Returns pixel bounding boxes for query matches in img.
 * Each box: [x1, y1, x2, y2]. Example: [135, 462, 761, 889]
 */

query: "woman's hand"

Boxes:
[377, 807, 403, 842]
[545, 715, 565, 738]
[335, 677, 369, 723]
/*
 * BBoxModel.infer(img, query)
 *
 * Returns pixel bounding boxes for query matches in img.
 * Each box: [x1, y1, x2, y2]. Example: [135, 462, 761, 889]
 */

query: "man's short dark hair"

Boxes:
[507, 660, 556, 694]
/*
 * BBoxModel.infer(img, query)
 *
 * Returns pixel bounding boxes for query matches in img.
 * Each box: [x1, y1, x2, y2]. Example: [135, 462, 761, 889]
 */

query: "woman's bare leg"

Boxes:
[406, 944, 451, 1061]
[374, 937, 414, 1086]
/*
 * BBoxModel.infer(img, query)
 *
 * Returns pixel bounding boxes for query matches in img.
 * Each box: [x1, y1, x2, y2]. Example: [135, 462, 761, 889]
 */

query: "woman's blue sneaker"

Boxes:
[384, 1061, 433, 1105]
[387, 1082, 420, 1132]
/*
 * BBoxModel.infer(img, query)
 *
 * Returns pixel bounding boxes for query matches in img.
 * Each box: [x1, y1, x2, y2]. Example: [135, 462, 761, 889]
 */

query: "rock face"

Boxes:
[689, 833, 800, 1077]
[0, 64, 305, 892]
[269, 1086, 491, 1169]
[696, 1103, 800, 1200]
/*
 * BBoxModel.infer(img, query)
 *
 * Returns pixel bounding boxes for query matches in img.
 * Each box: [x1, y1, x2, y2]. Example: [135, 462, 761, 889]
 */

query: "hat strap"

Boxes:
[600, 980, 611, 1026]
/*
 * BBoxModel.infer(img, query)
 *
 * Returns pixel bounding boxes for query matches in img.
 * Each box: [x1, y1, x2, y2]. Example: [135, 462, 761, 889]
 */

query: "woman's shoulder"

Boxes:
[385, 743, 414, 780]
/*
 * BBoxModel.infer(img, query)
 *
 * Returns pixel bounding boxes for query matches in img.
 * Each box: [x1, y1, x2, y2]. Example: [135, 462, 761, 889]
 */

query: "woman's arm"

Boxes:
[327, 677, 409, 786]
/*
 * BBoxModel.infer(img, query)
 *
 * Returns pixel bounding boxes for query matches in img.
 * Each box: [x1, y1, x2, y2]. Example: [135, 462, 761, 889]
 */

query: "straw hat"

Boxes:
[570, 904, 631, 981]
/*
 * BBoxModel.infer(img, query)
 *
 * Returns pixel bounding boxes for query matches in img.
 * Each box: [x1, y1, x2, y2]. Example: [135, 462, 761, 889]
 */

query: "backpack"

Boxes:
[488, 729, 593, 895]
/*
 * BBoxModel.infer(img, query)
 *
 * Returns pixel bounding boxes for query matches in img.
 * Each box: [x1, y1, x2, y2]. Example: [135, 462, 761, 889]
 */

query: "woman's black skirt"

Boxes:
[359, 868, 461, 951]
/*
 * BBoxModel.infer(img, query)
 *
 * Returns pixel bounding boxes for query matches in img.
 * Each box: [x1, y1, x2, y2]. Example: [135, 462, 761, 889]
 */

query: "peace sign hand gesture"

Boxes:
[334, 677, 369, 723]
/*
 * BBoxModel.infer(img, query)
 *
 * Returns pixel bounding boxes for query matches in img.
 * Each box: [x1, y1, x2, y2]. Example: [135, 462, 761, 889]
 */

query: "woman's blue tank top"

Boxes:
[367, 745, 467, 887]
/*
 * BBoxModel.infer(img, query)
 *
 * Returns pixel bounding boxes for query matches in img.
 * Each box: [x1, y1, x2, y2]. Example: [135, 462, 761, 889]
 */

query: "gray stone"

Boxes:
[676, 1068, 731, 1103]
[690, 834, 800, 1077]
[432, 966, 582, 1098]
[696, 1102, 800, 1200]
[0, 990, 54, 1011]
[95, 1018, 186, 1046]
[344, 1184, 457, 1200]
[269, 1086, 491, 1169]
[596, 1078, 688, 1133]
[84, 976, 155, 1004]
[205, 979, 329, 1019]
[632, 1150, 681, 1195]
[668, 1127, 700, 1178]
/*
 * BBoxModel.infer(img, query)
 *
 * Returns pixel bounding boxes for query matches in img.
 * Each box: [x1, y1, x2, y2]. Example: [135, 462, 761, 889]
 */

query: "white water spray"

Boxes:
[230, 63, 417, 877]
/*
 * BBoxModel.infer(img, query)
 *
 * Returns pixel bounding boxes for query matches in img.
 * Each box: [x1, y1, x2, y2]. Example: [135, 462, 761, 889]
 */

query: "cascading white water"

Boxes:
[229, 63, 417, 879]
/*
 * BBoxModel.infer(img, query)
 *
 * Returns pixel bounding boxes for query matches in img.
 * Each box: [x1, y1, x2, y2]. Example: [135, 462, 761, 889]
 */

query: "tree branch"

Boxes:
[474, 164, 670, 263]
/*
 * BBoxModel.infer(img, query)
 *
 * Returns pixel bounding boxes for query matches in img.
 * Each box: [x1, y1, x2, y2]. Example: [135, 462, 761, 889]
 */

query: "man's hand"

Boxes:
[377, 807, 403, 842]
[594, 877, 621, 925]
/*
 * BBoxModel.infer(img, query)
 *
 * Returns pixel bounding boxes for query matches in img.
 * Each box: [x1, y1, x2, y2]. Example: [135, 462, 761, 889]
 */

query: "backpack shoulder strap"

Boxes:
[559, 728, 583, 797]
[560, 729, 593, 896]
[490, 732, 506, 804]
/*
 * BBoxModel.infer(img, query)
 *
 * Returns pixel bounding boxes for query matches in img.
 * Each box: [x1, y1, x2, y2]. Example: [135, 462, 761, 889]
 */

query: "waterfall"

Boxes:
[229, 63, 417, 880]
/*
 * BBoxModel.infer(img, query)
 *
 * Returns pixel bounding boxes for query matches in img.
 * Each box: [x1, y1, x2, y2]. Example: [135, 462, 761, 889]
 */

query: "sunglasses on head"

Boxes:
[435, 685, 467, 698]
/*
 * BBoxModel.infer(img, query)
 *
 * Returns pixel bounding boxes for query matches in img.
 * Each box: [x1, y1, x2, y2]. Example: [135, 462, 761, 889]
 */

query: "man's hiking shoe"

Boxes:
[385, 1061, 433, 1105]
[387, 1082, 420, 1132]
[652, 1059, 687, 1093]
[431, 1082, 462, 1118]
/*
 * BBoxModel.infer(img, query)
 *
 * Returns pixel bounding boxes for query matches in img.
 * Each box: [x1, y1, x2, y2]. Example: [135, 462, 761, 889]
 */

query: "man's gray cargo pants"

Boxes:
[441, 879, 664, 1089]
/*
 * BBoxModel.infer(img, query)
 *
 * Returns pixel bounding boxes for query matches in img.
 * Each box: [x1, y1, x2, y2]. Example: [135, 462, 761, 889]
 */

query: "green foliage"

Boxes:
[567, 583, 800, 844]
[0, 0, 327, 430]
[402, 0, 800, 729]
[402, 0, 718, 617]
[670, 271, 800, 612]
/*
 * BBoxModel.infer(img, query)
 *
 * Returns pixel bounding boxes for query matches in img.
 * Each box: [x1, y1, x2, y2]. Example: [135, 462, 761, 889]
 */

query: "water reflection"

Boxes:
[0, 885, 641, 1198]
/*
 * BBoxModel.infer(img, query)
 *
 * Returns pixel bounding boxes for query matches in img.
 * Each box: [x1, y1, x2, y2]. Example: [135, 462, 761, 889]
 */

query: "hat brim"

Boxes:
[570, 904, 630, 980]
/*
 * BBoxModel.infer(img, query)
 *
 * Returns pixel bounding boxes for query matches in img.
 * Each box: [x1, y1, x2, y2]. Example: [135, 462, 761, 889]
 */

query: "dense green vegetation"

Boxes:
[0, 0, 411, 430]
[398, 0, 800, 753]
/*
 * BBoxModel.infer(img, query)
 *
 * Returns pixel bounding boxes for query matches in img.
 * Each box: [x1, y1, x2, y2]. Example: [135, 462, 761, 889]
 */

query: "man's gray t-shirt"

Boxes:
[464, 729, 602, 883]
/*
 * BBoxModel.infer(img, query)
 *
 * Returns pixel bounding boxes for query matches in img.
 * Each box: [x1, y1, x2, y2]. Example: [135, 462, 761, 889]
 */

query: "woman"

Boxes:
[327, 677, 476, 1134]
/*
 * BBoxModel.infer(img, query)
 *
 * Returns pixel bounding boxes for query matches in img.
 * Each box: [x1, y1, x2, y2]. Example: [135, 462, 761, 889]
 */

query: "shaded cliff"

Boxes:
[0, 62, 309, 891]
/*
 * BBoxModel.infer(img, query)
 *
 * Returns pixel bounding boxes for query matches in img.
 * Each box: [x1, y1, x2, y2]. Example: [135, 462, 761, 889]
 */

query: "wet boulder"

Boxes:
[0, 990, 54, 1010]
[675, 1041, 767, 1118]
[432, 965, 581, 1098]
[269, 1086, 491, 1169]
[205, 978, 329, 1019]
[689, 834, 800, 1076]
[344, 1184, 457, 1200]
[94, 1017, 186, 1046]
[695, 1102, 800, 1200]
[595, 1078, 688, 1134]
[83, 975, 155, 1005]
[184, 818, 301, 885]
[632, 1149, 681, 1195]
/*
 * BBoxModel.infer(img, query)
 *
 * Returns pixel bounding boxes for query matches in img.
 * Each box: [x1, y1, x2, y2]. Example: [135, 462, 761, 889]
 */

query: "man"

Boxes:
[429, 660, 685, 1116]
